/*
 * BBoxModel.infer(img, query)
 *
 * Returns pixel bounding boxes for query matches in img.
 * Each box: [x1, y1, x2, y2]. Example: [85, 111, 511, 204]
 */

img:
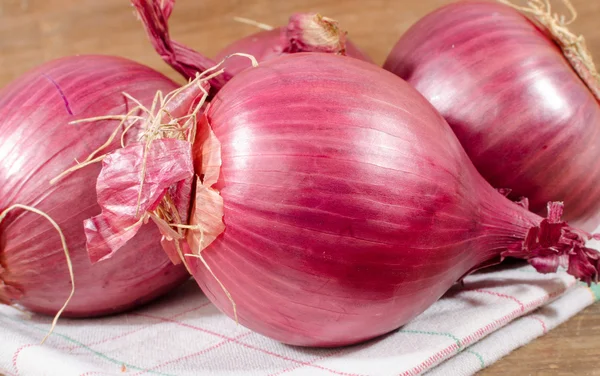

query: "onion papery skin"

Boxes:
[215, 27, 373, 78]
[0, 55, 189, 317]
[188, 53, 544, 347]
[383, 1, 600, 232]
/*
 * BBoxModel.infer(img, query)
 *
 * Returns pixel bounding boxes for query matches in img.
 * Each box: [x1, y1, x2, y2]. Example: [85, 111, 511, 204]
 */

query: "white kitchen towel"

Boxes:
[0, 263, 598, 376]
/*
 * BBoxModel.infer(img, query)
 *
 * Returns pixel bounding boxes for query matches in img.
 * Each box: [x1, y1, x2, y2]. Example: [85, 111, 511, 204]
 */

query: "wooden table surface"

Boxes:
[1, 0, 599, 374]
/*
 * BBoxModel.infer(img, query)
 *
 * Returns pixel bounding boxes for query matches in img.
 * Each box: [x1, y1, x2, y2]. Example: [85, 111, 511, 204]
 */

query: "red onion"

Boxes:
[0, 55, 189, 317]
[131, 0, 371, 91]
[169, 53, 599, 347]
[214, 14, 373, 77]
[383, 0, 600, 232]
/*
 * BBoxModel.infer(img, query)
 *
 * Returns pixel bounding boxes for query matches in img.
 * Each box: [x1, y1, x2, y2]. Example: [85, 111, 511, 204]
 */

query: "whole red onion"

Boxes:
[383, 1, 600, 231]
[179, 53, 600, 347]
[131, 0, 371, 91]
[0, 55, 189, 317]
[214, 13, 373, 77]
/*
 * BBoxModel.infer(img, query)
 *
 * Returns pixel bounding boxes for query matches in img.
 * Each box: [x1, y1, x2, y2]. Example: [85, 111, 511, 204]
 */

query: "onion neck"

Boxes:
[462, 193, 537, 277]
[282, 13, 348, 55]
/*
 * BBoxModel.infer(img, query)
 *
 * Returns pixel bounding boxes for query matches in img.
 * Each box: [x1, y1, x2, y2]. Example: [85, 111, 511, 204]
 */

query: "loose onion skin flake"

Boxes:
[383, 1, 600, 231]
[166, 53, 598, 347]
[0, 55, 189, 317]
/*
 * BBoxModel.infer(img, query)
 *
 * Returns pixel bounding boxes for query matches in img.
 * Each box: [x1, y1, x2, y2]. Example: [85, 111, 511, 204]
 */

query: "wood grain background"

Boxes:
[1, 0, 599, 374]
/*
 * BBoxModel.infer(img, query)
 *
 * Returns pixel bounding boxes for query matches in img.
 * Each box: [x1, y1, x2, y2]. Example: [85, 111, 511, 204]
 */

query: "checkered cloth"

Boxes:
[1, 263, 598, 376]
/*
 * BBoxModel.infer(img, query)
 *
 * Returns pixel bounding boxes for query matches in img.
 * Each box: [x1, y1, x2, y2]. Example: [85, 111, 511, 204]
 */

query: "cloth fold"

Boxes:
[1, 263, 598, 376]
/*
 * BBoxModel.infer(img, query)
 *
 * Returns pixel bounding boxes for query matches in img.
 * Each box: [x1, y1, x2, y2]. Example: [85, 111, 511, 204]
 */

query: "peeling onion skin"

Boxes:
[0, 56, 189, 317]
[383, 1, 600, 232]
[189, 53, 544, 347]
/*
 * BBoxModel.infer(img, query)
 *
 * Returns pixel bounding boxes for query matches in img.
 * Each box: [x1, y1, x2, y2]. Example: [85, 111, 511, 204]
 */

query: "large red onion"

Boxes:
[177, 53, 600, 347]
[131, 0, 371, 90]
[383, 1, 600, 232]
[0, 55, 189, 317]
